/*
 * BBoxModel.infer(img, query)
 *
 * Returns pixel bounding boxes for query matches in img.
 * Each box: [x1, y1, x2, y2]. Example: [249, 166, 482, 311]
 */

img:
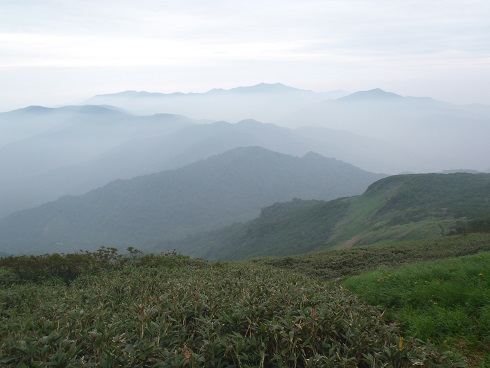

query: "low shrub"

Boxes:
[0, 261, 463, 367]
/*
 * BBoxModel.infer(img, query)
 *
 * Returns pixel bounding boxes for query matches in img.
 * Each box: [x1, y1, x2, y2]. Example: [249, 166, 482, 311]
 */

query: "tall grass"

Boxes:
[342, 252, 490, 365]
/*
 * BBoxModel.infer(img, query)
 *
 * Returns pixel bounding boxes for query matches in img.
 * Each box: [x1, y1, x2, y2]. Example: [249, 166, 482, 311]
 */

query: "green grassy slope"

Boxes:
[171, 198, 350, 260]
[343, 252, 490, 366]
[177, 173, 490, 260]
[335, 173, 490, 246]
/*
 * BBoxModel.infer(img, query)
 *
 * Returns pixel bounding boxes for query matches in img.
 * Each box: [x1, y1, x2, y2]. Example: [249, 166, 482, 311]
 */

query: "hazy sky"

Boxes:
[1, 0, 490, 111]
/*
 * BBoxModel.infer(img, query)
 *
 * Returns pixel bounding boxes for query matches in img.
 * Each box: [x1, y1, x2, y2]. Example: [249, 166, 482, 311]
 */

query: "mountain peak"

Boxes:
[228, 83, 312, 94]
[12, 106, 55, 115]
[339, 88, 402, 102]
[3, 105, 126, 117]
[302, 151, 325, 160]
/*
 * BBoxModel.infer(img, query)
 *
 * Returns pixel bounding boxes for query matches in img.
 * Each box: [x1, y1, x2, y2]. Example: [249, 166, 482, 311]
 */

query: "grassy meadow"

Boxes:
[343, 252, 490, 366]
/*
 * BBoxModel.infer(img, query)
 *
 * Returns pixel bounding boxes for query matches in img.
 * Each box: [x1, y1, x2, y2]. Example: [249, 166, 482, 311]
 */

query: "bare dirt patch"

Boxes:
[339, 234, 361, 249]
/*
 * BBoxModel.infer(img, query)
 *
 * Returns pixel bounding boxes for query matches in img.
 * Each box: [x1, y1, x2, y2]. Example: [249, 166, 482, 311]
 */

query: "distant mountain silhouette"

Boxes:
[0, 105, 131, 146]
[12, 118, 402, 218]
[92, 83, 316, 99]
[1, 113, 404, 218]
[84, 83, 348, 121]
[3, 83, 488, 220]
[96, 90, 179, 98]
[219, 83, 313, 94]
[338, 88, 403, 101]
[84, 84, 490, 173]
[0, 106, 197, 218]
[281, 89, 490, 172]
[0, 147, 385, 254]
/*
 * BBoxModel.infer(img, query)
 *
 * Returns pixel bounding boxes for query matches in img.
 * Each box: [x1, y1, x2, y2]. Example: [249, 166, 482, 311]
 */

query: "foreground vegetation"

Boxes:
[252, 234, 490, 366]
[343, 252, 490, 366]
[0, 248, 466, 367]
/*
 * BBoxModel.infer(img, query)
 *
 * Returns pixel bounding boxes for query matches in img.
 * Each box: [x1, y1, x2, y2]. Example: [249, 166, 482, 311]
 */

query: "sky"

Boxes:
[1, 0, 490, 111]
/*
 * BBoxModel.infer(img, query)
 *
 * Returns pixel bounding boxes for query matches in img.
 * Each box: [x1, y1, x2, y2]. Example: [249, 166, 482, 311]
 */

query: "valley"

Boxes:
[1, 83, 489, 366]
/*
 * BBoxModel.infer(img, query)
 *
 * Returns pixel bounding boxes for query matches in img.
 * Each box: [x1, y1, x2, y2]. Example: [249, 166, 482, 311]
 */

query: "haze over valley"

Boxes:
[0, 82, 489, 256]
[2, 2, 490, 365]
[1, 84, 489, 222]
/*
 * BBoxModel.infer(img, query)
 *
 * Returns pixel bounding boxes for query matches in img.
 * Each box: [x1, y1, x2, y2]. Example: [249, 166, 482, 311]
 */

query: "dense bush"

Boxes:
[256, 233, 490, 280]
[0, 247, 204, 286]
[0, 247, 126, 285]
[452, 216, 490, 235]
[0, 254, 463, 367]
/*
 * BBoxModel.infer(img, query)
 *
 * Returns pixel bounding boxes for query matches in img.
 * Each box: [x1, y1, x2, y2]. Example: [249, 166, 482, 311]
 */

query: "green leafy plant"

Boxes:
[0, 249, 464, 367]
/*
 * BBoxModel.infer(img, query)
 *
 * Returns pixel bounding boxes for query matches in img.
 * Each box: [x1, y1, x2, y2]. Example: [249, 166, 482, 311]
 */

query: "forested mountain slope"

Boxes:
[0, 147, 384, 254]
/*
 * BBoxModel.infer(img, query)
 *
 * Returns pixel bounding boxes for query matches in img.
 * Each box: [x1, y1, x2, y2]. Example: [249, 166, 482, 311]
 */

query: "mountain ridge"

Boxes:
[83, 83, 349, 121]
[11, 118, 394, 220]
[338, 88, 403, 101]
[0, 146, 385, 255]
[0, 107, 198, 217]
[91, 83, 319, 99]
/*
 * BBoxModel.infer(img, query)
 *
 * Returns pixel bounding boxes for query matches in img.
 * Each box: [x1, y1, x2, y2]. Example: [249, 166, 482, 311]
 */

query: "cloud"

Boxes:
[2, 0, 489, 63]
[0, 0, 489, 108]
